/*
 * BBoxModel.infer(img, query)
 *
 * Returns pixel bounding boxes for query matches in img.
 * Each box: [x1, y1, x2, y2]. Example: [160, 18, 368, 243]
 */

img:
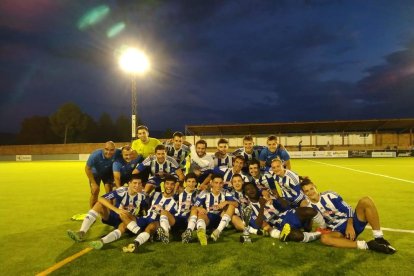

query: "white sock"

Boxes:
[135, 232, 150, 245]
[270, 229, 280, 239]
[160, 215, 170, 233]
[196, 219, 206, 230]
[302, 232, 321, 243]
[127, 221, 141, 234]
[187, 215, 197, 231]
[248, 226, 258, 235]
[102, 229, 122, 244]
[357, 240, 368, 250]
[372, 229, 383, 239]
[216, 214, 231, 233]
[80, 210, 99, 233]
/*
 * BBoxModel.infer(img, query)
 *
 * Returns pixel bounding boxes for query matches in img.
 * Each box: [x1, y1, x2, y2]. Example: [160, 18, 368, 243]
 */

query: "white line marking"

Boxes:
[305, 160, 414, 184]
[366, 225, 414, 234]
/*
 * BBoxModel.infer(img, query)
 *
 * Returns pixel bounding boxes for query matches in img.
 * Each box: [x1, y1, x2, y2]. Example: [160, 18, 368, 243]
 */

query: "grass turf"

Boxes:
[0, 159, 413, 275]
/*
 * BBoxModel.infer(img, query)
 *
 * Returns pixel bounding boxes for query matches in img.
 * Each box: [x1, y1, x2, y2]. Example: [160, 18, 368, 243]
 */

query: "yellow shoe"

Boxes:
[71, 213, 87, 221]
[280, 223, 291, 241]
[197, 229, 208, 246]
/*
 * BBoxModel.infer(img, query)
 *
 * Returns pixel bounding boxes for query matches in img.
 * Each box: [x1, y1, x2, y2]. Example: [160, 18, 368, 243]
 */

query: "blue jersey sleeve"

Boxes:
[279, 149, 290, 161]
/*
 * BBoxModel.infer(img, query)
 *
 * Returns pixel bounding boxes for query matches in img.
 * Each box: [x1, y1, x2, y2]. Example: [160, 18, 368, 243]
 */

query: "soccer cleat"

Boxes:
[90, 240, 103, 250]
[156, 227, 170, 244]
[210, 229, 220, 242]
[123, 242, 139, 253]
[240, 234, 252, 243]
[197, 229, 208, 246]
[67, 230, 85, 242]
[280, 223, 291, 242]
[181, 229, 192, 244]
[71, 213, 87, 221]
[257, 229, 264, 236]
[367, 240, 396, 254]
[375, 237, 390, 246]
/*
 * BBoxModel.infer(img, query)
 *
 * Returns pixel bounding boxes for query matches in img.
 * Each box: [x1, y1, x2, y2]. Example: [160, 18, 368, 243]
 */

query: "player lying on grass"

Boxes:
[181, 174, 237, 245]
[122, 176, 178, 253]
[67, 174, 147, 242]
[243, 182, 321, 243]
[300, 177, 396, 254]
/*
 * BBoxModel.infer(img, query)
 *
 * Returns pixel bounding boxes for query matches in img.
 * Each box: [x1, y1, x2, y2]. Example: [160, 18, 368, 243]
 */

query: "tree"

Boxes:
[115, 115, 131, 142]
[17, 116, 59, 144]
[163, 128, 173, 139]
[96, 112, 115, 141]
[49, 103, 88, 144]
[76, 114, 99, 142]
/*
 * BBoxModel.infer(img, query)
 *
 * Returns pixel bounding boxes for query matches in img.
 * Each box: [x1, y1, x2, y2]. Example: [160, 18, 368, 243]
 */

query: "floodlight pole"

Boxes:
[131, 74, 137, 140]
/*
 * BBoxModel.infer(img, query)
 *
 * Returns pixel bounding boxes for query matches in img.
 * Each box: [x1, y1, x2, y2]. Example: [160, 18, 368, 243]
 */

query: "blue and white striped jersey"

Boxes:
[213, 167, 249, 190]
[174, 190, 198, 216]
[249, 199, 289, 225]
[165, 144, 190, 169]
[145, 192, 178, 220]
[233, 146, 262, 172]
[136, 155, 180, 178]
[194, 191, 235, 215]
[213, 153, 234, 170]
[307, 191, 353, 230]
[103, 187, 147, 213]
[273, 170, 304, 205]
[251, 172, 277, 192]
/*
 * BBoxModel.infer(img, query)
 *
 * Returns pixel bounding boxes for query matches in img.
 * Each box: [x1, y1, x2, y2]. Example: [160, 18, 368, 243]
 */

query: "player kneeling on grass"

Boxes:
[300, 177, 396, 254]
[181, 174, 237, 245]
[67, 174, 146, 243]
[123, 176, 178, 253]
[243, 182, 321, 243]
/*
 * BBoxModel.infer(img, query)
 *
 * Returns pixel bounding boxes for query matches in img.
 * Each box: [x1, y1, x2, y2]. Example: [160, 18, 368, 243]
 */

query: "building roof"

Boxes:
[185, 118, 414, 136]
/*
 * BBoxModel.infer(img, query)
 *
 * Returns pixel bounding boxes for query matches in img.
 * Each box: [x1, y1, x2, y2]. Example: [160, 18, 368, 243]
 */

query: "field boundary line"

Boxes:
[305, 160, 414, 184]
[365, 225, 414, 234]
[36, 247, 93, 276]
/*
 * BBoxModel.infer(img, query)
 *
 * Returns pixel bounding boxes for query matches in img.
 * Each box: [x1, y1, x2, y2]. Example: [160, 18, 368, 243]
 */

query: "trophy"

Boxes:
[240, 205, 253, 243]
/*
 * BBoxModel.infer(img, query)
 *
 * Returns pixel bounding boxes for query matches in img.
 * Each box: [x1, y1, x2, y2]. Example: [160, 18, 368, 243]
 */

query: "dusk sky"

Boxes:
[1, 0, 414, 134]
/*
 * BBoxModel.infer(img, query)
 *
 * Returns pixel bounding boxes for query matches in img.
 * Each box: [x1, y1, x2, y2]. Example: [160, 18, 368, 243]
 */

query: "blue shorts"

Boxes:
[102, 210, 121, 228]
[334, 212, 368, 237]
[92, 174, 113, 186]
[207, 213, 221, 229]
[136, 216, 157, 228]
[268, 209, 303, 231]
[249, 217, 260, 230]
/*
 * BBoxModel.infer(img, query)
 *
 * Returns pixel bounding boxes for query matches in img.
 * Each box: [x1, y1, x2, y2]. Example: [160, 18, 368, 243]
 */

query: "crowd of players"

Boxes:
[67, 125, 396, 254]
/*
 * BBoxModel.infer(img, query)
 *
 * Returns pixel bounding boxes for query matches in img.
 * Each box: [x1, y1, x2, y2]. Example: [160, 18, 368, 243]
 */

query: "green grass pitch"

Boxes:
[0, 158, 413, 275]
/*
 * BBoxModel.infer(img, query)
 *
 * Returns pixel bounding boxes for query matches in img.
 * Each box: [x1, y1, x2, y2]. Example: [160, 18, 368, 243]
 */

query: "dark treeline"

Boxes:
[12, 103, 135, 145]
